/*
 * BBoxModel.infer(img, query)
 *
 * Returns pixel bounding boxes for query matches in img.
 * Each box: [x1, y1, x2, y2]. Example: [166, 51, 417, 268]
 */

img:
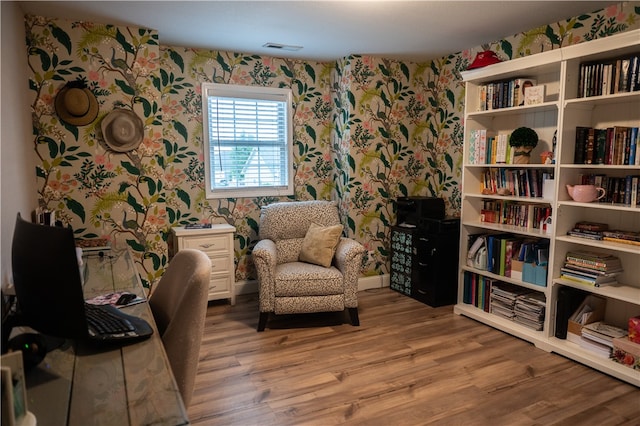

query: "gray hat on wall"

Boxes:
[101, 109, 144, 152]
[55, 82, 99, 126]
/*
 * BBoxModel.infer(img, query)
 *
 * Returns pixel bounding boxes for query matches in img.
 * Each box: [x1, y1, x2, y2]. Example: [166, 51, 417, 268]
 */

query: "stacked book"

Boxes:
[580, 321, 628, 358]
[514, 292, 546, 331]
[489, 283, 531, 320]
[560, 250, 623, 287]
[566, 221, 640, 247]
[566, 221, 607, 241]
[601, 229, 640, 247]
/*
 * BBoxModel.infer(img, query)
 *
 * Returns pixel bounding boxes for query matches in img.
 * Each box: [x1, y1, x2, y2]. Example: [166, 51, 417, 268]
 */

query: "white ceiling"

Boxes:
[18, 1, 618, 62]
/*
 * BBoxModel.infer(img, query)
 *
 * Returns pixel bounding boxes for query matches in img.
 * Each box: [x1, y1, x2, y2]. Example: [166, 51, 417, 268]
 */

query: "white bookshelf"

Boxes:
[454, 30, 640, 386]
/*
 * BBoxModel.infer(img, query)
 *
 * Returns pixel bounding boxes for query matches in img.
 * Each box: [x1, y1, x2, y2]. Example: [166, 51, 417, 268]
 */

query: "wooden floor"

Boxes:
[188, 288, 640, 425]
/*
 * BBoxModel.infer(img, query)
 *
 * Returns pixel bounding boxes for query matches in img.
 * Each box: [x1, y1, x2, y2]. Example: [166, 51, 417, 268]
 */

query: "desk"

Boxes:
[25, 249, 189, 426]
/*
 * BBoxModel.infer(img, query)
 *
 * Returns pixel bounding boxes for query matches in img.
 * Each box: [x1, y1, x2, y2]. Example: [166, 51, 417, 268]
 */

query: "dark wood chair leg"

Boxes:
[257, 312, 269, 331]
[348, 307, 360, 326]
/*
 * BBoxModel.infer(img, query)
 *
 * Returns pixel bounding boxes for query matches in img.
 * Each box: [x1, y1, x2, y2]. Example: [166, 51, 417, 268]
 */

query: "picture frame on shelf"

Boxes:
[524, 85, 545, 105]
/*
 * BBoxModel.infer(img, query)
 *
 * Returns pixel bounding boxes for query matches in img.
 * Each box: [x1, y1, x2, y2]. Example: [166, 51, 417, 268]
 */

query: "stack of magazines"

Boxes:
[580, 321, 627, 358]
[514, 292, 546, 331]
[490, 283, 530, 320]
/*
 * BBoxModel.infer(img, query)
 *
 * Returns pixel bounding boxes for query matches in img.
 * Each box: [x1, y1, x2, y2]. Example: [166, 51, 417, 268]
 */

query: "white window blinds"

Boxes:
[202, 84, 293, 198]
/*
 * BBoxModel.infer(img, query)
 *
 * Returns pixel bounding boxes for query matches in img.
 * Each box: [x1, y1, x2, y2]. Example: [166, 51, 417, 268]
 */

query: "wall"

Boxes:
[19, 2, 639, 292]
[1, 2, 38, 289]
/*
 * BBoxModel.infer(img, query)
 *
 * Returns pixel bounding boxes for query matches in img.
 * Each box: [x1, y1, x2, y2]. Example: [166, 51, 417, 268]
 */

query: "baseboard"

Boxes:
[234, 274, 390, 296]
[357, 274, 389, 291]
[235, 279, 258, 296]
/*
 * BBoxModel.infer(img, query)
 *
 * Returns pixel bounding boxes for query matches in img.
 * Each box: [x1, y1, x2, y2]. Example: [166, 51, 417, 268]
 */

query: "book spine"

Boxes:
[602, 236, 640, 246]
[618, 58, 631, 93]
[629, 127, 638, 166]
[595, 128, 607, 164]
[574, 127, 588, 164]
[567, 230, 603, 240]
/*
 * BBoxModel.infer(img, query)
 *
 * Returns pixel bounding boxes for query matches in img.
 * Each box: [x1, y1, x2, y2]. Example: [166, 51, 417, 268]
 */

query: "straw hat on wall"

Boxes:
[55, 81, 99, 126]
[101, 109, 144, 152]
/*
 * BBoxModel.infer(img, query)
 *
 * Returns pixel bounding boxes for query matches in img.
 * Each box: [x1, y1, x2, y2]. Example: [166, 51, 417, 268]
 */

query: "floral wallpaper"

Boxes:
[159, 48, 335, 282]
[25, 2, 639, 291]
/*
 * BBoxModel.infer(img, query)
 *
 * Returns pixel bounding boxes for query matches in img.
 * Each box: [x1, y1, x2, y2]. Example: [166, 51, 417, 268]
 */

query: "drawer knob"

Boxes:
[200, 244, 214, 248]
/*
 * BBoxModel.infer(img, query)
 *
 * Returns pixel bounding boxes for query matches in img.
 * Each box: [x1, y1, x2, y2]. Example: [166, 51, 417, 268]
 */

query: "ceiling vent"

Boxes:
[262, 42, 303, 52]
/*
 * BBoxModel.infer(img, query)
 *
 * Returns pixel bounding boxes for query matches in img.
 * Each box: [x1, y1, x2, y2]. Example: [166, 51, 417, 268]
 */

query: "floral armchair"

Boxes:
[252, 200, 366, 331]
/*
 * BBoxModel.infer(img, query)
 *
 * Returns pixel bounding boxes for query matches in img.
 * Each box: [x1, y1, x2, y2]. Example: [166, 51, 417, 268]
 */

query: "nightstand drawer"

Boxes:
[182, 235, 229, 253]
[209, 256, 230, 273]
[209, 275, 231, 296]
[171, 225, 236, 305]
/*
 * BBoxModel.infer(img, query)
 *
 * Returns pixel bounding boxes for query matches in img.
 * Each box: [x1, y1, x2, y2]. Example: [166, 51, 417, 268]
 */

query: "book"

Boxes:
[629, 127, 638, 166]
[524, 84, 545, 105]
[85, 291, 146, 309]
[574, 126, 589, 164]
[574, 221, 609, 232]
[601, 229, 640, 242]
[594, 128, 607, 164]
[468, 129, 478, 163]
[618, 58, 631, 92]
[602, 237, 640, 246]
[565, 250, 623, 272]
[566, 229, 603, 240]
[513, 78, 537, 106]
[185, 223, 212, 229]
[75, 238, 111, 252]
[585, 128, 595, 164]
[560, 267, 619, 286]
[582, 321, 627, 345]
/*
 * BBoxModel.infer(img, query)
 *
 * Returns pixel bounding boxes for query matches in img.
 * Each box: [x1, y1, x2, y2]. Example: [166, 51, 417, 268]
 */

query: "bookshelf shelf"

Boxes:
[553, 279, 640, 305]
[565, 91, 640, 108]
[559, 164, 640, 170]
[453, 304, 551, 350]
[462, 220, 550, 239]
[556, 201, 639, 212]
[465, 163, 556, 169]
[456, 29, 640, 387]
[554, 235, 640, 255]
[462, 265, 548, 293]
[464, 193, 551, 203]
[548, 337, 640, 387]
[466, 101, 559, 118]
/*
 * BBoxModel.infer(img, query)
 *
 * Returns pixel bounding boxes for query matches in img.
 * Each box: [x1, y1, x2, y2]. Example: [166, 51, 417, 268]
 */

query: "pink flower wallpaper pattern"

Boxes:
[25, 3, 639, 290]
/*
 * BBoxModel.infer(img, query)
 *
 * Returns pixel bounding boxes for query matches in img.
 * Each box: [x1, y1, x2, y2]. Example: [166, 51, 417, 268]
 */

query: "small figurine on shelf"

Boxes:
[540, 151, 554, 164]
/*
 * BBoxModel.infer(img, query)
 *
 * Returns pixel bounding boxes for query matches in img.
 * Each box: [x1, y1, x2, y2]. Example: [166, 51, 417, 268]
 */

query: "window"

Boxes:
[202, 83, 294, 199]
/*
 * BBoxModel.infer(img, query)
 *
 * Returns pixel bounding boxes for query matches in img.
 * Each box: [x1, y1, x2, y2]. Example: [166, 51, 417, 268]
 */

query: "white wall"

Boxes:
[1, 2, 38, 289]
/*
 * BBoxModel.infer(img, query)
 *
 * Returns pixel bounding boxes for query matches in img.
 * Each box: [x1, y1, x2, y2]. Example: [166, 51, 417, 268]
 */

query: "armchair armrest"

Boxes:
[334, 238, 366, 308]
[253, 239, 277, 312]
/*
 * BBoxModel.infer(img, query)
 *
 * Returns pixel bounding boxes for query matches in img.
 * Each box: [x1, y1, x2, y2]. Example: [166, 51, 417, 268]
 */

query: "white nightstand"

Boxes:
[170, 225, 236, 305]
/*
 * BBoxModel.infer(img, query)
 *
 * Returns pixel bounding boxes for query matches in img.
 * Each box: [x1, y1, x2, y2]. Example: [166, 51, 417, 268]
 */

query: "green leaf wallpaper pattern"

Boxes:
[25, 3, 638, 290]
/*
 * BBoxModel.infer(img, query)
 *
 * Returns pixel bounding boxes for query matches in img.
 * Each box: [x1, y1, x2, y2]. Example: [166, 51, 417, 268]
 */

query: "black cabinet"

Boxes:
[390, 219, 460, 307]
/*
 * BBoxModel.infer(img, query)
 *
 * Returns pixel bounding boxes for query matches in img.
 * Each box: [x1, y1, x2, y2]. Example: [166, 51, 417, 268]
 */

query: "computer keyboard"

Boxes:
[85, 303, 135, 335]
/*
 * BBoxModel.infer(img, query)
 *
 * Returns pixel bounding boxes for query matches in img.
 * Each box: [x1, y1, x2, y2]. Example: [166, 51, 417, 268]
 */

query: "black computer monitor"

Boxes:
[11, 213, 87, 339]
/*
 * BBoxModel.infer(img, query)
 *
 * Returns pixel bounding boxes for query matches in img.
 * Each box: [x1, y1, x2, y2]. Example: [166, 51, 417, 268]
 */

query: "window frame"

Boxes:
[201, 83, 294, 199]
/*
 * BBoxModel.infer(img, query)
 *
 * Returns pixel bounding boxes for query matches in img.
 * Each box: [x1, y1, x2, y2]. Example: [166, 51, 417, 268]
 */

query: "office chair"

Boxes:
[149, 248, 211, 408]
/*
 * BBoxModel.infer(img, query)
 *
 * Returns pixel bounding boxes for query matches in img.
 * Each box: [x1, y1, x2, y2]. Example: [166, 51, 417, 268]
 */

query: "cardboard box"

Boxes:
[511, 260, 523, 281]
[567, 295, 606, 343]
[612, 337, 640, 370]
[523, 262, 547, 286]
[629, 316, 640, 344]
